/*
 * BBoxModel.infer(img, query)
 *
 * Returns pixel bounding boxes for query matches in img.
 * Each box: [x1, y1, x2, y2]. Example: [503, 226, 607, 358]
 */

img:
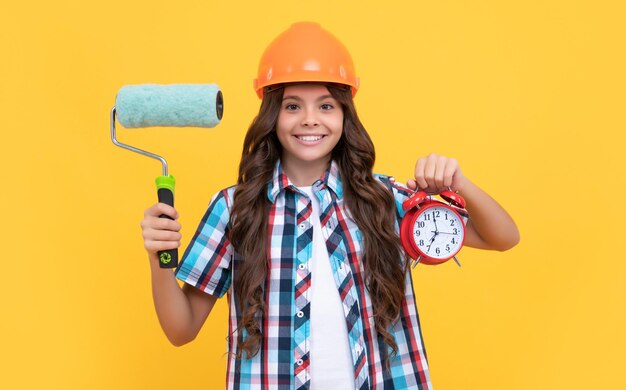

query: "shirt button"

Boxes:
[298, 264, 306, 270]
[297, 311, 304, 318]
[297, 359, 304, 366]
[298, 223, 306, 230]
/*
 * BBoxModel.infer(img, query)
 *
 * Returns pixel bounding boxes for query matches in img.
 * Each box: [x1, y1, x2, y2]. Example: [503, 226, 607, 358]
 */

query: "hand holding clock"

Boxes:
[406, 153, 468, 194]
[402, 152, 520, 254]
[399, 153, 469, 266]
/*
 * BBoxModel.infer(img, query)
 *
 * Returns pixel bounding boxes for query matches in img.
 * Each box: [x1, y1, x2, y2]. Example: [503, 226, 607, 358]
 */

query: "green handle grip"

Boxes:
[156, 175, 177, 269]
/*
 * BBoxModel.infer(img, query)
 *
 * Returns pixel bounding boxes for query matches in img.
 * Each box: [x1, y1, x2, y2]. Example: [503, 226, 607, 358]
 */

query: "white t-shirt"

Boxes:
[298, 186, 355, 390]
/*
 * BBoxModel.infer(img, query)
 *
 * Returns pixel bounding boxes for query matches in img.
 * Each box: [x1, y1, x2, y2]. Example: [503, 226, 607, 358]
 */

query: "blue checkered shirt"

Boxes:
[175, 160, 433, 389]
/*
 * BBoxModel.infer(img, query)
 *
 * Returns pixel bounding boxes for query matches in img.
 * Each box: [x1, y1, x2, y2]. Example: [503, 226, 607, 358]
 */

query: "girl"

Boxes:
[140, 22, 519, 390]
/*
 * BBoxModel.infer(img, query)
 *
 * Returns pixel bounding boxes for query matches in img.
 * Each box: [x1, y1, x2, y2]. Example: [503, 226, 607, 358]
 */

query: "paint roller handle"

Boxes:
[156, 175, 178, 268]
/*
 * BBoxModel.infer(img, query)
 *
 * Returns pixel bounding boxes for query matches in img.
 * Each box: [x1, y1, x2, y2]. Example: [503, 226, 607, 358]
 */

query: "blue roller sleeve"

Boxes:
[113, 84, 223, 266]
[115, 84, 223, 128]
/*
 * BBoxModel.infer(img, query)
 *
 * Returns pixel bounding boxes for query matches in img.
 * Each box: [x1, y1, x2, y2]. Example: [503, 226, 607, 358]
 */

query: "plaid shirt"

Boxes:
[175, 160, 433, 390]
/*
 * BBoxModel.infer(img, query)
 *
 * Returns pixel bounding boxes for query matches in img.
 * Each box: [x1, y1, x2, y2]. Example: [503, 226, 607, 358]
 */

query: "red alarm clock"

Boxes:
[399, 185, 469, 268]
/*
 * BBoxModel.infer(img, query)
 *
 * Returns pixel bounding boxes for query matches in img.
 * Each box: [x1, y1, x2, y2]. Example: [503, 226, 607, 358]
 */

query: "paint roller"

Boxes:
[111, 84, 224, 268]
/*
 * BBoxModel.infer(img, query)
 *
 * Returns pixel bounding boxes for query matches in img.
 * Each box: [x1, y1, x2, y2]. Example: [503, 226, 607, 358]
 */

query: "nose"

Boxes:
[301, 108, 319, 127]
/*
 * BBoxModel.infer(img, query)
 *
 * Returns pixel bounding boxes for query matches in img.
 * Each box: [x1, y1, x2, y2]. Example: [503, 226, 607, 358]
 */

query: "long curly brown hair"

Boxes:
[229, 83, 408, 367]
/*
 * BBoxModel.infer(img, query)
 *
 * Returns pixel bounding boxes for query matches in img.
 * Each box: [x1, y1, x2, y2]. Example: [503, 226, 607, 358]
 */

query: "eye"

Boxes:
[320, 103, 334, 110]
[285, 103, 299, 110]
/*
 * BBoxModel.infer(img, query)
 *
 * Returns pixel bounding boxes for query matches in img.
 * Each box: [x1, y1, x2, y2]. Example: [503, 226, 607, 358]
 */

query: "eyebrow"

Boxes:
[282, 94, 334, 102]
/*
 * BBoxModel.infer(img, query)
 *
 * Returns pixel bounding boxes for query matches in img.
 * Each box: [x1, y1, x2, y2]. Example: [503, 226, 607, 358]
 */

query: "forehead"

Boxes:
[282, 83, 332, 99]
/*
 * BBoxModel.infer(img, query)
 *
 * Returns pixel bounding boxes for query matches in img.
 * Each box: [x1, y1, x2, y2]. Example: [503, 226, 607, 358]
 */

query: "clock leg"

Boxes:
[411, 255, 422, 269]
[453, 256, 462, 267]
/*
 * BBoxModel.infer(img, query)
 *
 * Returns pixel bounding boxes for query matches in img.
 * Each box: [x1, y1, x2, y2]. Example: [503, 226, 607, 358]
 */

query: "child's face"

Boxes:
[276, 84, 343, 169]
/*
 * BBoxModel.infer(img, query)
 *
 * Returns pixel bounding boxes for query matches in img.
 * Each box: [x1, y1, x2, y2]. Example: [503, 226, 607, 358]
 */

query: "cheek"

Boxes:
[327, 128, 343, 150]
[275, 117, 290, 140]
[334, 113, 344, 132]
[332, 117, 344, 137]
[276, 130, 290, 148]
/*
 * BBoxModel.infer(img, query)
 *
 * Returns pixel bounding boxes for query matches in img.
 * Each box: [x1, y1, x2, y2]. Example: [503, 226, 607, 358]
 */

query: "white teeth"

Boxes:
[297, 135, 324, 141]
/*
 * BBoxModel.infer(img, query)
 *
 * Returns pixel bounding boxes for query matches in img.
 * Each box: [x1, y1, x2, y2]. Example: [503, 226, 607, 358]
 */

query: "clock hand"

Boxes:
[432, 231, 455, 235]
[426, 233, 436, 253]
[432, 212, 439, 233]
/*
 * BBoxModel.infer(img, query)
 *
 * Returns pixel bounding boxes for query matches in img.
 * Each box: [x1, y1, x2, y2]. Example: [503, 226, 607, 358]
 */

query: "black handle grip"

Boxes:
[157, 187, 178, 268]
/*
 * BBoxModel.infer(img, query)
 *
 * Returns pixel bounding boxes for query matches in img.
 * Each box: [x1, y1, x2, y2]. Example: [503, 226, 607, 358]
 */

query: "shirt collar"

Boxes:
[267, 159, 344, 203]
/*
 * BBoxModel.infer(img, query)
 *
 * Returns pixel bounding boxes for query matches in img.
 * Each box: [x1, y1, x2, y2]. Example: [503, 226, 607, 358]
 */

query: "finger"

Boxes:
[144, 239, 181, 253]
[406, 178, 417, 190]
[143, 228, 182, 242]
[144, 216, 182, 232]
[142, 217, 180, 233]
[144, 204, 163, 217]
[434, 155, 447, 190]
[146, 203, 179, 219]
[443, 158, 458, 188]
[414, 158, 428, 190]
[424, 153, 438, 190]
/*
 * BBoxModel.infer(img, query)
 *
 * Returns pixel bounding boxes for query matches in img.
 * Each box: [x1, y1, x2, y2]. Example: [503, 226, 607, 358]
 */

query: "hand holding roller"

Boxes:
[111, 84, 224, 268]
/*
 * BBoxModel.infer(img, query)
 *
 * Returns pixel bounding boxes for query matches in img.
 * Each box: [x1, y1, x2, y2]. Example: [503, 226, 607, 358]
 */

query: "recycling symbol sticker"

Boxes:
[160, 252, 172, 265]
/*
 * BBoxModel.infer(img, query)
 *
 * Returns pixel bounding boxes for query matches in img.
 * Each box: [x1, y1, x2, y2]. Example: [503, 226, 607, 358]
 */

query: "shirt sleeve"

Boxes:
[174, 188, 233, 298]
[373, 174, 412, 222]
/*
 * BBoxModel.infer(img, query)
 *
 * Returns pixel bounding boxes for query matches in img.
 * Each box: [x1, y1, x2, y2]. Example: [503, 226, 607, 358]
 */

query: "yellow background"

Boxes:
[1, 0, 624, 389]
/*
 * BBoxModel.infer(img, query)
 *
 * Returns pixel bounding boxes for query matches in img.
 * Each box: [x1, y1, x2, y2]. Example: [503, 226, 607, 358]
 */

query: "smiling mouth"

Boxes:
[294, 135, 326, 142]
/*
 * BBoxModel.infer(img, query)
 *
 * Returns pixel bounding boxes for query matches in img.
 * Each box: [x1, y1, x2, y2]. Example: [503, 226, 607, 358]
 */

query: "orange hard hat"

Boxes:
[253, 22, 360, 99]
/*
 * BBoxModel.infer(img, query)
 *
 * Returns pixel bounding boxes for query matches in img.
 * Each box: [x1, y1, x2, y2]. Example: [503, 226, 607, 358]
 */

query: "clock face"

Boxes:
[412, 204, 465, 260]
